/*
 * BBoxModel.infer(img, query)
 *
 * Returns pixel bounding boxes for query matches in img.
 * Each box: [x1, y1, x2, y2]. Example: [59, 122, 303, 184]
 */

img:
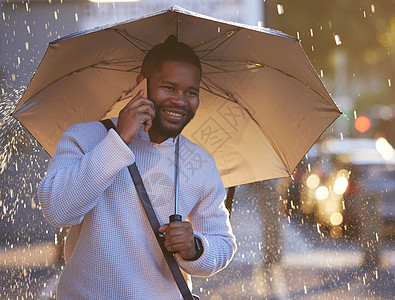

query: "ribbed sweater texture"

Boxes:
[38, 120, 236, 299]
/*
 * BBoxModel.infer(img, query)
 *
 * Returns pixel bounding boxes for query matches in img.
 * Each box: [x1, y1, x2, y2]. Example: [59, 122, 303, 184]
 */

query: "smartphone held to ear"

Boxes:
[101, 78, 147, 120]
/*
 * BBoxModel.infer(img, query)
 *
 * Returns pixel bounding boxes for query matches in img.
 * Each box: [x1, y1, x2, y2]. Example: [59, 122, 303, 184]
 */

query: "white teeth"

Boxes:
[165, 111, 182, 117]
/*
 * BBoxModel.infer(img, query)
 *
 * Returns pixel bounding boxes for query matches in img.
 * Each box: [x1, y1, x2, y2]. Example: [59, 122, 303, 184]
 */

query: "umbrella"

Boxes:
[12, 5, 341, 188]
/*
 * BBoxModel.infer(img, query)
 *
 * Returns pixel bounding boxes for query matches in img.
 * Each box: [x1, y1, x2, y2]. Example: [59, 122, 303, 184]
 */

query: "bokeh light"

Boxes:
[333, 176, 348, 195]
[306, 173, 320, 189]
[354, 115, 371, 133]
[315, 186, 329, 200]
[330, 212, 343, 226]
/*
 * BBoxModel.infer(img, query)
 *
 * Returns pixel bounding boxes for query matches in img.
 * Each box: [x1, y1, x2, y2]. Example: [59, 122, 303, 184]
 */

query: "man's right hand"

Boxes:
[116, 89, 155, 144]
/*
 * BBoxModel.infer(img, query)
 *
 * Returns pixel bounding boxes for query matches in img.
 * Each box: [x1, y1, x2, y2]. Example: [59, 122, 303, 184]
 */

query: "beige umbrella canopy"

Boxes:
[13, 6, 341, 188]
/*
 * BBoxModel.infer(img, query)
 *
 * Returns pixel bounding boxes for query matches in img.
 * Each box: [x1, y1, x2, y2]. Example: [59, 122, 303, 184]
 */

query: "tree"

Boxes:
[265, 0, 394, 112]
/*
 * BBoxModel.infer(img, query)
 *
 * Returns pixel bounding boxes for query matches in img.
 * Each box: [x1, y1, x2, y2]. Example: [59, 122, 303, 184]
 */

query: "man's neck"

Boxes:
[148, 130, 175, 144]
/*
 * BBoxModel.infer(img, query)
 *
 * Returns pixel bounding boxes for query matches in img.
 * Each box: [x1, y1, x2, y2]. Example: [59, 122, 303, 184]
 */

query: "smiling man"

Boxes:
[38, 35, 236, 299]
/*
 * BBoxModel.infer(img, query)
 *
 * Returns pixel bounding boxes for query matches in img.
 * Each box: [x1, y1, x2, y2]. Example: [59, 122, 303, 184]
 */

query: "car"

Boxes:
[288, 138, 395, 239]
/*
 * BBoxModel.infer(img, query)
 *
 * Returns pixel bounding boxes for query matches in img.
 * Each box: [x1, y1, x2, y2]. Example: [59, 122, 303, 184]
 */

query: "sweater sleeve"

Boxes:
[176, 158, 237, 277]
[38, 124, 135, 227]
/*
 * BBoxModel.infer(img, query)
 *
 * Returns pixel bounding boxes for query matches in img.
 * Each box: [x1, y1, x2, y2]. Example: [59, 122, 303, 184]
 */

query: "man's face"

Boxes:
[147, 60, 200, 143]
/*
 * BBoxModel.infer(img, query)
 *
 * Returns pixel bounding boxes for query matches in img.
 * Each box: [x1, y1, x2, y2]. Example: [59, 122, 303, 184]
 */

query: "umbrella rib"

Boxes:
[201, 78, 291, 177]
[200, 77, 260, 127]
[16, 61, 140, 112]
[202, 58, 328, 102]
[197, 29, 240, 59]
[110, 28, 152, 55]
[176, 13, 179, 40]
[200, 85, 236, 104]
[201, 58, 265, 74]
[93, 65, 141, 73]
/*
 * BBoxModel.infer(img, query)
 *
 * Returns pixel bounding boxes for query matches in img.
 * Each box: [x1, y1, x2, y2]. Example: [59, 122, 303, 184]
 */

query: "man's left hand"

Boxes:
[158, 221, 197, 259]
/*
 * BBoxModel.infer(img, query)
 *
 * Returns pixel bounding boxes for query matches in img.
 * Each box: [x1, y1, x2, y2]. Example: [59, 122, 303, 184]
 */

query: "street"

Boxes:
[1, 182, 394, 299]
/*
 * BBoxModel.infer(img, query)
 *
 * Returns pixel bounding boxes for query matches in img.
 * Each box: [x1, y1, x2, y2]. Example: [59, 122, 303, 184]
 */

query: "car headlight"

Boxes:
[315, 186, 329, 200]
[306, 174, 320, 189]
[333, 176, 348, 195]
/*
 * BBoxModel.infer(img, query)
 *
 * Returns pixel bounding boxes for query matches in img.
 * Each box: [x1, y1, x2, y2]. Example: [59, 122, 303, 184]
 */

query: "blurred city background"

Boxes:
[1, 0, 394, 299]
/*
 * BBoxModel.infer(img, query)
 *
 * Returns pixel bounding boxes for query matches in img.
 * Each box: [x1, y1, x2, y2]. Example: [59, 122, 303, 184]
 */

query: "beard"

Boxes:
[150, 103, 196, 139]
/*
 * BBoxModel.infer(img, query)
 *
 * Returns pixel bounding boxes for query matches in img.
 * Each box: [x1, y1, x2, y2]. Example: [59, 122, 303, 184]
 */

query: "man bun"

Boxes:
[164, 35, 178, 44]
[141, 35, 201, 79]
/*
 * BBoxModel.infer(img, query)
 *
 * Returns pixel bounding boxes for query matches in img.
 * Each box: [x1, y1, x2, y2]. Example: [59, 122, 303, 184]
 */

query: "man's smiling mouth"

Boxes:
[164, 110, 184, 117]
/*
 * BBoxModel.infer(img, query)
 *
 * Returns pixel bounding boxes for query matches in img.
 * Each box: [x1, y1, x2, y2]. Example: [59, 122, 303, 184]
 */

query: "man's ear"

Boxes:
[136, 74, 146, 85]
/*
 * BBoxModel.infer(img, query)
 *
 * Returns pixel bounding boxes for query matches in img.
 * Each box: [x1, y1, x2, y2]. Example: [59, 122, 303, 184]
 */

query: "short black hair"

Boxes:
[141, 35, 202, 78]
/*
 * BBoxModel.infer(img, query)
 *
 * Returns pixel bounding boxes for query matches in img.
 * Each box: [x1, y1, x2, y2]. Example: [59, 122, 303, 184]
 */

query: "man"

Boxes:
[38, 35, 236, 299]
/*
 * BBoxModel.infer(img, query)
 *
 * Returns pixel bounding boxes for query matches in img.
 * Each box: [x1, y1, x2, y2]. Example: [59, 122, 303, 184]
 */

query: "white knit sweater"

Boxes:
[38, 120, 236, 299]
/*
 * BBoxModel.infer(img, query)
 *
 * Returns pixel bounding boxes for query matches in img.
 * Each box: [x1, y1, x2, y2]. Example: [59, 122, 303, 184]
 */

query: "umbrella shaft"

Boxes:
[175, 137, 180, 215]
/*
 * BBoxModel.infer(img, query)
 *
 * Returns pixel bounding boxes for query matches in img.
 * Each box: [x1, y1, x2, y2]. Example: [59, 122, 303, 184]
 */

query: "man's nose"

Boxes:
[170, 91, 187, 106]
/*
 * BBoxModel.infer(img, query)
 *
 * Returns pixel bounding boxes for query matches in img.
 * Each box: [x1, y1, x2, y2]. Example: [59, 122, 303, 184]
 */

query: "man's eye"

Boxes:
[164, 86, 175, 92]
[186, 91, 198, 97]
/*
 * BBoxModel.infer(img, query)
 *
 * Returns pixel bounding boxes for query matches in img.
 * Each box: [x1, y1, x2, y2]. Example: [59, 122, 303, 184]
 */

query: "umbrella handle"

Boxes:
[169, 214, 182, 223]
[168, 214, 182, 254]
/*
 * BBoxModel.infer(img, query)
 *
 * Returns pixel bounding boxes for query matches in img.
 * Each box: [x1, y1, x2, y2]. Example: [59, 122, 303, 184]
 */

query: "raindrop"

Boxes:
[75, 13, 79, 22]
[309, 28, 313, 37]
[334, 34, 342, 45]
[371, 4, 376, 13]
[320, 69, 324, 78]
[388, 79, 391, 87]
[277, 4, 284, 15]
[25, 42, 29, 51]
[363, 11, 366, 18]
[54, 11, 58, 20]
[2, 12, 5, 20]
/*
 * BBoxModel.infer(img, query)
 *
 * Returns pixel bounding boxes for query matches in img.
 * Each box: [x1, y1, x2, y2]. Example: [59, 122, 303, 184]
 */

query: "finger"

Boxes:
[123, 98, 154, 113]
[165, 227, 193, 242]
[166, 221, 193, 231]
[164, 235, 188, 247]
[164, 240, 186, 252]
[136, 104, 155, 119]
[144, 119, 152, 132]
[122, 90, 148, 109]
[158, 224, 168, 233]
[137, 109, 155, 132]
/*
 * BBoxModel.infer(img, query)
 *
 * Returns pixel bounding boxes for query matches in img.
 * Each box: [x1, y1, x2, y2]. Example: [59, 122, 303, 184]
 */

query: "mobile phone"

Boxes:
[101, 78, 147, 119]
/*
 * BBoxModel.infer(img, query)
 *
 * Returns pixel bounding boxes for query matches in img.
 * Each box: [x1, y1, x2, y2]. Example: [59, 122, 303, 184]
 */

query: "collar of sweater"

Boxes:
[131, 134, 182, 154]
[137, 125, 179, 145]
